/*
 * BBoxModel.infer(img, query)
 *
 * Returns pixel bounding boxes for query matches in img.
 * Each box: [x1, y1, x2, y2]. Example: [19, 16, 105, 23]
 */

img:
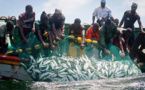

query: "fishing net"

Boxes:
[6, 32, 142, 81]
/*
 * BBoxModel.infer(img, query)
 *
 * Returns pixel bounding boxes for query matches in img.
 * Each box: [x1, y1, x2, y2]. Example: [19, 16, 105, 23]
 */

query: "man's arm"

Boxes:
[47, 31, 55, 50]
[92, 16, 95, 25]
[108, 9, 114, 21]
[119, 12, 126, 28]
[80, 25, 85, 49]
[61, 21, 65, 34]
[81, 25, 85, 44]
[99, 29, 110, 54]
[125, 38, 130, 53]
[52, 23, 59, 41]
[99, 28, 106, 48]
[32, 12, 36, 33]
[37, 30, 47, 48]
[60, 21, 65, 39]
[0, 37, 4, 53]
[137, 15, 144, 33]
[92, 8, 97, 25]
[113, 25, 118, 38]
[118, 34, 124, 53]
[19, 16, 28, 43]
[10, 34, 15, 44]
[68, 24, 72, 35]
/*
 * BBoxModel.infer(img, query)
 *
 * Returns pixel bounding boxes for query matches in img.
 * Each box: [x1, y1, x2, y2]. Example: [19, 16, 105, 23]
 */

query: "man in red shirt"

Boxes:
[86, 23, 100, 41]
[19, 5, 35, 43]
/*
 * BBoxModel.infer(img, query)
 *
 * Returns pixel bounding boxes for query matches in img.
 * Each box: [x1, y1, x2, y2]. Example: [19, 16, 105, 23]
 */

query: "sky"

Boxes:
[0, 0, 145, 27]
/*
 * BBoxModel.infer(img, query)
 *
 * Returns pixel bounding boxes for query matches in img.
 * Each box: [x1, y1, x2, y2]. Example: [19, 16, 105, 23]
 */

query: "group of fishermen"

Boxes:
[0, 0, 145, 63]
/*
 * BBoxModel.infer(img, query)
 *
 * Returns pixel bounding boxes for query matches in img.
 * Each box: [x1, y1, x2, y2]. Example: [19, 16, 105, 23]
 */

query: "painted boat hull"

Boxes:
[0, 55, 33, 81]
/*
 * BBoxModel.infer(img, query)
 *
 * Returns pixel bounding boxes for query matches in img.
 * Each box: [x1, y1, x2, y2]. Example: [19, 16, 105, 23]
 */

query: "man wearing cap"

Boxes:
[99, 19, 117, 54]
[119, 2, 144, 48]
[92, 0, 114, 25]
[49, 9, 65, 41]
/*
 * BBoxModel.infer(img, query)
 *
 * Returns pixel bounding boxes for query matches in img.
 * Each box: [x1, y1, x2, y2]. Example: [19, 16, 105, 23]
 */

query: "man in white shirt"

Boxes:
[0, 21, 16, 54]
[92, 0, 114, 25]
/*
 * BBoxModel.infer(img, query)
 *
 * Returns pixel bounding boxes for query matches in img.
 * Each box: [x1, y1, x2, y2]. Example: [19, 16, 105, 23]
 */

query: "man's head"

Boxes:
[54, 8, 62, 19]
[7, 21, 14, 31]
[131, 2, 137, 13]
[25, 5, 33, 16]
[40, 11, 49, 25]
[93, 23, 99, 33]
[74, 18, 81, 26]
[123, 28, 132, 38]
[105, 19, 112, 30]
[114, 18, 119, 26]
[101, 0, 106, 8]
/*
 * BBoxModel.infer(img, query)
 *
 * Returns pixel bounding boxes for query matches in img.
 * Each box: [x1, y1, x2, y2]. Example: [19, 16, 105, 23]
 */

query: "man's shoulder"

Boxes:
[19, 12, 25, 18]
[105, 6, 111, 10]
[0, 22, 6, 27]
[135, 12, 139, 17]
[124, 10, 130, 14]
[0, 22, 6, 25]
[62, 14, 65, 19]
[94, 6, 101, 10]
[0, 22, 6, 31]
[87, 26, 93, 32]
[60, 14, 65, 21]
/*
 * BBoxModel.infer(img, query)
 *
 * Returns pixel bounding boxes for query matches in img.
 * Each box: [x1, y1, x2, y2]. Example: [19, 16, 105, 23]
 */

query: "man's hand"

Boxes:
[60, 33, 65, 39]
[55, 36, 60, 42]
[32, 28, 35, 33]
[141, 30, 145, 34]
[42, 42, 47, 49]
[104, 49, 110, 55]
[126, 48, 130, 54]
[50, 45, 55, 50]
[120, 51, 126, 59]
[80, 43, 85, 49]
[23, 38, 28, 43]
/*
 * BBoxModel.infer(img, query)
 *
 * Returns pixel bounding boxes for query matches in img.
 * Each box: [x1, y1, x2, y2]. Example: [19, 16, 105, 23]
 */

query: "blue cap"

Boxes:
[101, 0, 106, 4]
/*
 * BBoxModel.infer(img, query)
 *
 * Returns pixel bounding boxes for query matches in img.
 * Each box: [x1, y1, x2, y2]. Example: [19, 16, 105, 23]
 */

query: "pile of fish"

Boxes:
[20, 55, 141, 82]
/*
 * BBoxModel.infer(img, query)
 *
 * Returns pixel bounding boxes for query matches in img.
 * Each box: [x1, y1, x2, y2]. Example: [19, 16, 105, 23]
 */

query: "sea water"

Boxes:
[0, 73, 145, 90]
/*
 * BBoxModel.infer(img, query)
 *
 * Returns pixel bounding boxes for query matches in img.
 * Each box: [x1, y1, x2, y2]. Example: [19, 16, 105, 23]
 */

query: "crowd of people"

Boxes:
[0, 0, 145, 63]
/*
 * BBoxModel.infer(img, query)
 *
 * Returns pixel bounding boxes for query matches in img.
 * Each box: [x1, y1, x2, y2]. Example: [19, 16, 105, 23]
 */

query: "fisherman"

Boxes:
[68, 18, 85, 48]
[49, 9, 65, 41]
[130, 32, 145, 63]
[113, 28, 132, 58]
[0, 21, 16, 54]
[19, 5, 35, 43]
[99, 19, 117, 54]
[35, 11, 55, 50]
[92, 0, 114, 25]
[86, 23, 100, 41]
[119, 2, 143, 48]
